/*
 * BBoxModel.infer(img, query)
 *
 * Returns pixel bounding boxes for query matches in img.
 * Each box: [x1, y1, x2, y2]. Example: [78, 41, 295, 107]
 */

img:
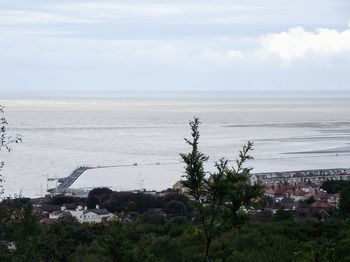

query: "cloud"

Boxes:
[0, 1, 349, 91]
[261, 24, 350, 61]
[2, 22, 350, 71]
[194, 22, 350, 65]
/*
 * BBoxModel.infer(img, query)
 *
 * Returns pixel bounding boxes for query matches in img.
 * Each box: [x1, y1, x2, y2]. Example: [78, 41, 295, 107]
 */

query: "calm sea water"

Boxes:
[1, 95, 350, 197]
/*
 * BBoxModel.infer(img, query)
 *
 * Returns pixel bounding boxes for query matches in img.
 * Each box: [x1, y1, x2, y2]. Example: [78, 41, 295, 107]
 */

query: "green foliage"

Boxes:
[50, 195, 86, 206]
[87, 187, 113, 208]
[339, 186, 350, 218]
[1, 201, 350, 261]
[180, 117, 262, 261]
[165, 200, 188, 216]
[162, 193, 191, 218]
[180, 118, 209, 201]
[104, 192, 162, 213]
[273, 209, 294, 221]
[318, 180, 350, 218]
[101, 222, 136, 262]
[321, 180, 350, 194]
[322, 181, 350, 218]
[305, 196, 316, 205]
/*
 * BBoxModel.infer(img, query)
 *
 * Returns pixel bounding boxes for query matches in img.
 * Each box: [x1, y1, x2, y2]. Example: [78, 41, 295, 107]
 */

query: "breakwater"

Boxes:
[251, 168, 350, 185]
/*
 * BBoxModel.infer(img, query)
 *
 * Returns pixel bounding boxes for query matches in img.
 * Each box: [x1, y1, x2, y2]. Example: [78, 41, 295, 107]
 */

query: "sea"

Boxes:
[1, 91, 350, 197]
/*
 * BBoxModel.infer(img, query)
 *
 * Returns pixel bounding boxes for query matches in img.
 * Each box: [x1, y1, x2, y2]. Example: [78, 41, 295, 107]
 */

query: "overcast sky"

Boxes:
[0, 0, 350, 92]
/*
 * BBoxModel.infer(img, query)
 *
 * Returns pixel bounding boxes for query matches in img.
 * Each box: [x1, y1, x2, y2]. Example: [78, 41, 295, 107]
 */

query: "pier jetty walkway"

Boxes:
[47, 166, 93, 194]
[47, 163, 143, 195]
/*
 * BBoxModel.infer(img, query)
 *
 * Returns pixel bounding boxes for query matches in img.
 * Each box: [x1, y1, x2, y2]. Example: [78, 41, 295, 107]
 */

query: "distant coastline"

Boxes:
[2, 90, 350, 101]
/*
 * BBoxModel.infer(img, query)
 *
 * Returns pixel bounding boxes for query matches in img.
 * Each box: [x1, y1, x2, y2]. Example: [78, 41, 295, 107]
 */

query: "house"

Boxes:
[250, 174, 258, 185]
[49, 205, 112, 223]
[264, 186, 276, 198]
[157, 189, 174, 197]
[106, 213, 134, 224]
[82, 208, 111, 223]
[36, 204, 61, 213]
[290, 190, 308, 201]
[279, 197, 296, 210]
[172, 181, 189, 195]
[326, 193, 340, 205]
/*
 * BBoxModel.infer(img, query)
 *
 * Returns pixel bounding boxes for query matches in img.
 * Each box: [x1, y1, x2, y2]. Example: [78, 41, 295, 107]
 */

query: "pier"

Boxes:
[47, 163, 153, 194]
[48, 166, 93, 194]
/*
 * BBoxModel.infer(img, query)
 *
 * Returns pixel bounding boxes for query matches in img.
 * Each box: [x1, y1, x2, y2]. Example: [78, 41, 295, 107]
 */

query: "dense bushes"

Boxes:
[2, 202, 350, 261]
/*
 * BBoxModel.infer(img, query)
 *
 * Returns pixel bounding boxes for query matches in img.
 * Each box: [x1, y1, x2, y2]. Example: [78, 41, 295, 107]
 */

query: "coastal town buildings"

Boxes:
[263, 180, 339, 207]
[46, 204, 112, 223]
[173, 168, 347, 217]
[251, 168, 350, 186]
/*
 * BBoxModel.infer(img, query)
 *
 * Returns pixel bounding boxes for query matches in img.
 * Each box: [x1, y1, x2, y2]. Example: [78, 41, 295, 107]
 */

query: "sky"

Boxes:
[0, 0, 350, 93]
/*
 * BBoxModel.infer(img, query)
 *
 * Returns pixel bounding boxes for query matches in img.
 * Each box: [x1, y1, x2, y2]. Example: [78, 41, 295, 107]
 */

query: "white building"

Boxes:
[82, 208, 111, 223]
[49, 205, 111, 223]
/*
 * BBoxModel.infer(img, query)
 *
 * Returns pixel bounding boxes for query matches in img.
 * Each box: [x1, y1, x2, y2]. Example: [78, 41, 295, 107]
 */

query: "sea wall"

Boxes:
[251, 168, 350, 185]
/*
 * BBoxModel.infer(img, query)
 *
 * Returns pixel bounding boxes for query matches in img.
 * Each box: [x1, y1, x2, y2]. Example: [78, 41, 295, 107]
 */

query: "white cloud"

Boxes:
[261, 23, 350, 61]
[0, 1, 349, 91]
[2, 22, 350, 70]
[193, 22, 350, 65]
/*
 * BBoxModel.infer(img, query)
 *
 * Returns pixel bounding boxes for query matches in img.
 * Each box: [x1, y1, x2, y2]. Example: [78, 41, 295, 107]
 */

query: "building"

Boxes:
[172, 181, 189, 195]
[49, 204, 112, 223]
[251, 168, 350, 186]
[82, 208, 111, 223]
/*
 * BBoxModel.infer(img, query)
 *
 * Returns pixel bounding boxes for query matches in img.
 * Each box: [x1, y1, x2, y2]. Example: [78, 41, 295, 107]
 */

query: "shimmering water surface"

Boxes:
[1, 95, 350, 197]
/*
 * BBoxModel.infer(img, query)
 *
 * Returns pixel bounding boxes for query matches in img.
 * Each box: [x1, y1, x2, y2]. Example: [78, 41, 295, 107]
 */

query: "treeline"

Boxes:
[86, 188, 190, 216]
[2, 180, 350, 261]
[2, 201, 350, 261]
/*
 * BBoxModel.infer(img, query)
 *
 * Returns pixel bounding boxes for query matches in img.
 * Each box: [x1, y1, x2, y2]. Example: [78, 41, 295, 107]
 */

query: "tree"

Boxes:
[339, 185, 350, 217]
[104, 192, 162, 213]
[87, 187, 113, 208]
[180, 117, 262, 261]
[0, 105, 22, 196]
[305, 196, 316, 205]
[321, 180, 350, 194]
[165, 200, 188, 217]
[273, 209, 294, 221]
[13, 203, 41, 261]
[321, 180, 350, 217]
[101, 222, 136, 262]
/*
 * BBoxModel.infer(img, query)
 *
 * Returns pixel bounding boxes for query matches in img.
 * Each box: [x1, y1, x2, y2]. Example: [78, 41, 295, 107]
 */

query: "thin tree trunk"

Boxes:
[205, 237, 212, 262]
